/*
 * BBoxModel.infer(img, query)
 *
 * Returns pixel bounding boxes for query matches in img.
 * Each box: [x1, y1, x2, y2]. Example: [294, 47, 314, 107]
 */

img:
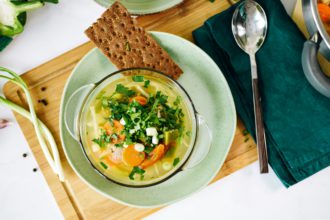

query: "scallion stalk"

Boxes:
[0, 67, 64, 181]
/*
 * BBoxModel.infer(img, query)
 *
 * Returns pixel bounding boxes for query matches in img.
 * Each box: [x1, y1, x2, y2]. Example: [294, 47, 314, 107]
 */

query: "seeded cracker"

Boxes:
[85, 2, 183, 79]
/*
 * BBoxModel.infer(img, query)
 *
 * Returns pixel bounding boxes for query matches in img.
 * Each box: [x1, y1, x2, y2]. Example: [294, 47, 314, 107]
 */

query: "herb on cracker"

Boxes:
[125, 42, 131, 51]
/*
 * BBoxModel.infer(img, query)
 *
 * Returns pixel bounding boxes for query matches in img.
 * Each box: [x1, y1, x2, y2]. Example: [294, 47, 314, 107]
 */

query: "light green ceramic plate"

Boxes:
[94, 0, 183, 15]
[59, 32, 236, 208]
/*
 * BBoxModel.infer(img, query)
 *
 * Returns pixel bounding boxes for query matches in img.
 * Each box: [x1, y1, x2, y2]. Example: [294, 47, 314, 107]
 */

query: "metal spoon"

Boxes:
[232, 0, 269, 173]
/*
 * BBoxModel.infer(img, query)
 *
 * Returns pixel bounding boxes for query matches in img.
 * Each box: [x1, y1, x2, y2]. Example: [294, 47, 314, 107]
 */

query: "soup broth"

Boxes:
[81, 74, 195, 186]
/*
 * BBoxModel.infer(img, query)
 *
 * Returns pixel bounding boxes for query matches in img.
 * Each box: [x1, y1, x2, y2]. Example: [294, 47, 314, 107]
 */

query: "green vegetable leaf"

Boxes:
[129, 166, 145, 180]
[132, 75, 144, 82]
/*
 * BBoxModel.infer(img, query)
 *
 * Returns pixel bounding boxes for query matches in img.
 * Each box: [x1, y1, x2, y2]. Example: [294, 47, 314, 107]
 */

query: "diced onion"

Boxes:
[152, 136, 159, 145]
[120, 118, 126, 125]
[91, 143, 100, 152]
[134, 143, 145, 152]
[146, 127, 157, 136]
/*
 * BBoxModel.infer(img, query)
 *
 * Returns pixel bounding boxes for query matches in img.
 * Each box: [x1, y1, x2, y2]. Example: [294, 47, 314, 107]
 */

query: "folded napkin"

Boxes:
[193, 0, 330, 187]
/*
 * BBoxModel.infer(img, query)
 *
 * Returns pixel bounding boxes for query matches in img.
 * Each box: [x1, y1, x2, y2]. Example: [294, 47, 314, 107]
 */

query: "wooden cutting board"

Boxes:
[3, 1, 259, 219]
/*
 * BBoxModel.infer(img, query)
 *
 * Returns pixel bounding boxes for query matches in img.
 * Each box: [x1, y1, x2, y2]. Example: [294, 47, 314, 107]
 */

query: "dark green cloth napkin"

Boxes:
[193, 0, 330, 187]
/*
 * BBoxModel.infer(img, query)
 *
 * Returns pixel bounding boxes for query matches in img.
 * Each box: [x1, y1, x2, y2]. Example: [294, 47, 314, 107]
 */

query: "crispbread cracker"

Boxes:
[85, 2, 183, 79]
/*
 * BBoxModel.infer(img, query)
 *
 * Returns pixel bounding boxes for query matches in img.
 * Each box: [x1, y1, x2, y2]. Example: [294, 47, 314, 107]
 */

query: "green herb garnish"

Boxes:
[132, 75, 144, 82]
[144, 80, 150, 88]
[115, 143, 124, 148]
[129, 166, 145, 180]
[125, 42, 131, 51]
[92, 131, 111, 148]
[173, 158, 180, 167]
[115, 84, 136, 97]
[173, 96, 181, 106]
[100, 162, 108, 169]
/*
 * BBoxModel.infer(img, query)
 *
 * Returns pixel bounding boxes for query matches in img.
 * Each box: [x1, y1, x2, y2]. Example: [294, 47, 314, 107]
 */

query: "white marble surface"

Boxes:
[1, 0, 329, 219]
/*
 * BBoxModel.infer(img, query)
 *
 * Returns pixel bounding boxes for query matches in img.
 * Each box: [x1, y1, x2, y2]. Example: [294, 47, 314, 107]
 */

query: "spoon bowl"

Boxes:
[232, 0, 267, 54]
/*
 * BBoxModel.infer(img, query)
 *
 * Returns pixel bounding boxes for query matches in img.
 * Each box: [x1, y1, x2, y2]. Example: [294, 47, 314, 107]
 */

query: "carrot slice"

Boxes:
[103, 156, 119, 167]
[140, 144, 165, 169]
[104, 120, 124, 134]
[123, 145, 145, 166]
[103, 120, 125, 143]
[318, 3, 330, 22]
[130, 95, 148, 106]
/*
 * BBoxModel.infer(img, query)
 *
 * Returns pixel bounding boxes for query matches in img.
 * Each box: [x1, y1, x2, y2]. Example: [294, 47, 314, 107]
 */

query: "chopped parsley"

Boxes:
[115, 84, 136, 97]
[92, 130, 111, 148]
[132, 75, 144, 82]
[115, 143, 124, 148]
[173, 157, 180, 167]
[186, 131, 192, 137]
[144, 80, 150, 88]
[96, 88, 185, 150]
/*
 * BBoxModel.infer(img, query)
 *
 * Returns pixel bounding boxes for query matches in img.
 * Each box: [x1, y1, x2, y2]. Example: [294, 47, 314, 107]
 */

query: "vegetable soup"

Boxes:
[81, 74, 196, 186]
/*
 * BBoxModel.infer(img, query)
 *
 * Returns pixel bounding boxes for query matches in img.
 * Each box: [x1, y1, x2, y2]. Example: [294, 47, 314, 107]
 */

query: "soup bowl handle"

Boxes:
[64, 84, 95, 141]
[182, 113, 212, 170]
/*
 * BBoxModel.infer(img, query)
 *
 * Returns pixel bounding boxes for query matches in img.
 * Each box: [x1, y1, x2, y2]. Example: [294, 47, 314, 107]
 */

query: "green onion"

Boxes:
[129, 166, 145, 180]
[0, 67, 64, 181]
[100, 161, 108, 169]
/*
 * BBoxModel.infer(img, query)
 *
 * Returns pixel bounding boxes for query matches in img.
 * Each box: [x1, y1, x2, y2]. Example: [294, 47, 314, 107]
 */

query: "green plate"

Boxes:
[94, 0, 183, 15]
[59, 32, 236, 207]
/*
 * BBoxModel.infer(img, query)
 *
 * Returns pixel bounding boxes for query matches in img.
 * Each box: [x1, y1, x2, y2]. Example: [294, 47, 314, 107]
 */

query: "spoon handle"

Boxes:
[250, 54, 269, 173]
